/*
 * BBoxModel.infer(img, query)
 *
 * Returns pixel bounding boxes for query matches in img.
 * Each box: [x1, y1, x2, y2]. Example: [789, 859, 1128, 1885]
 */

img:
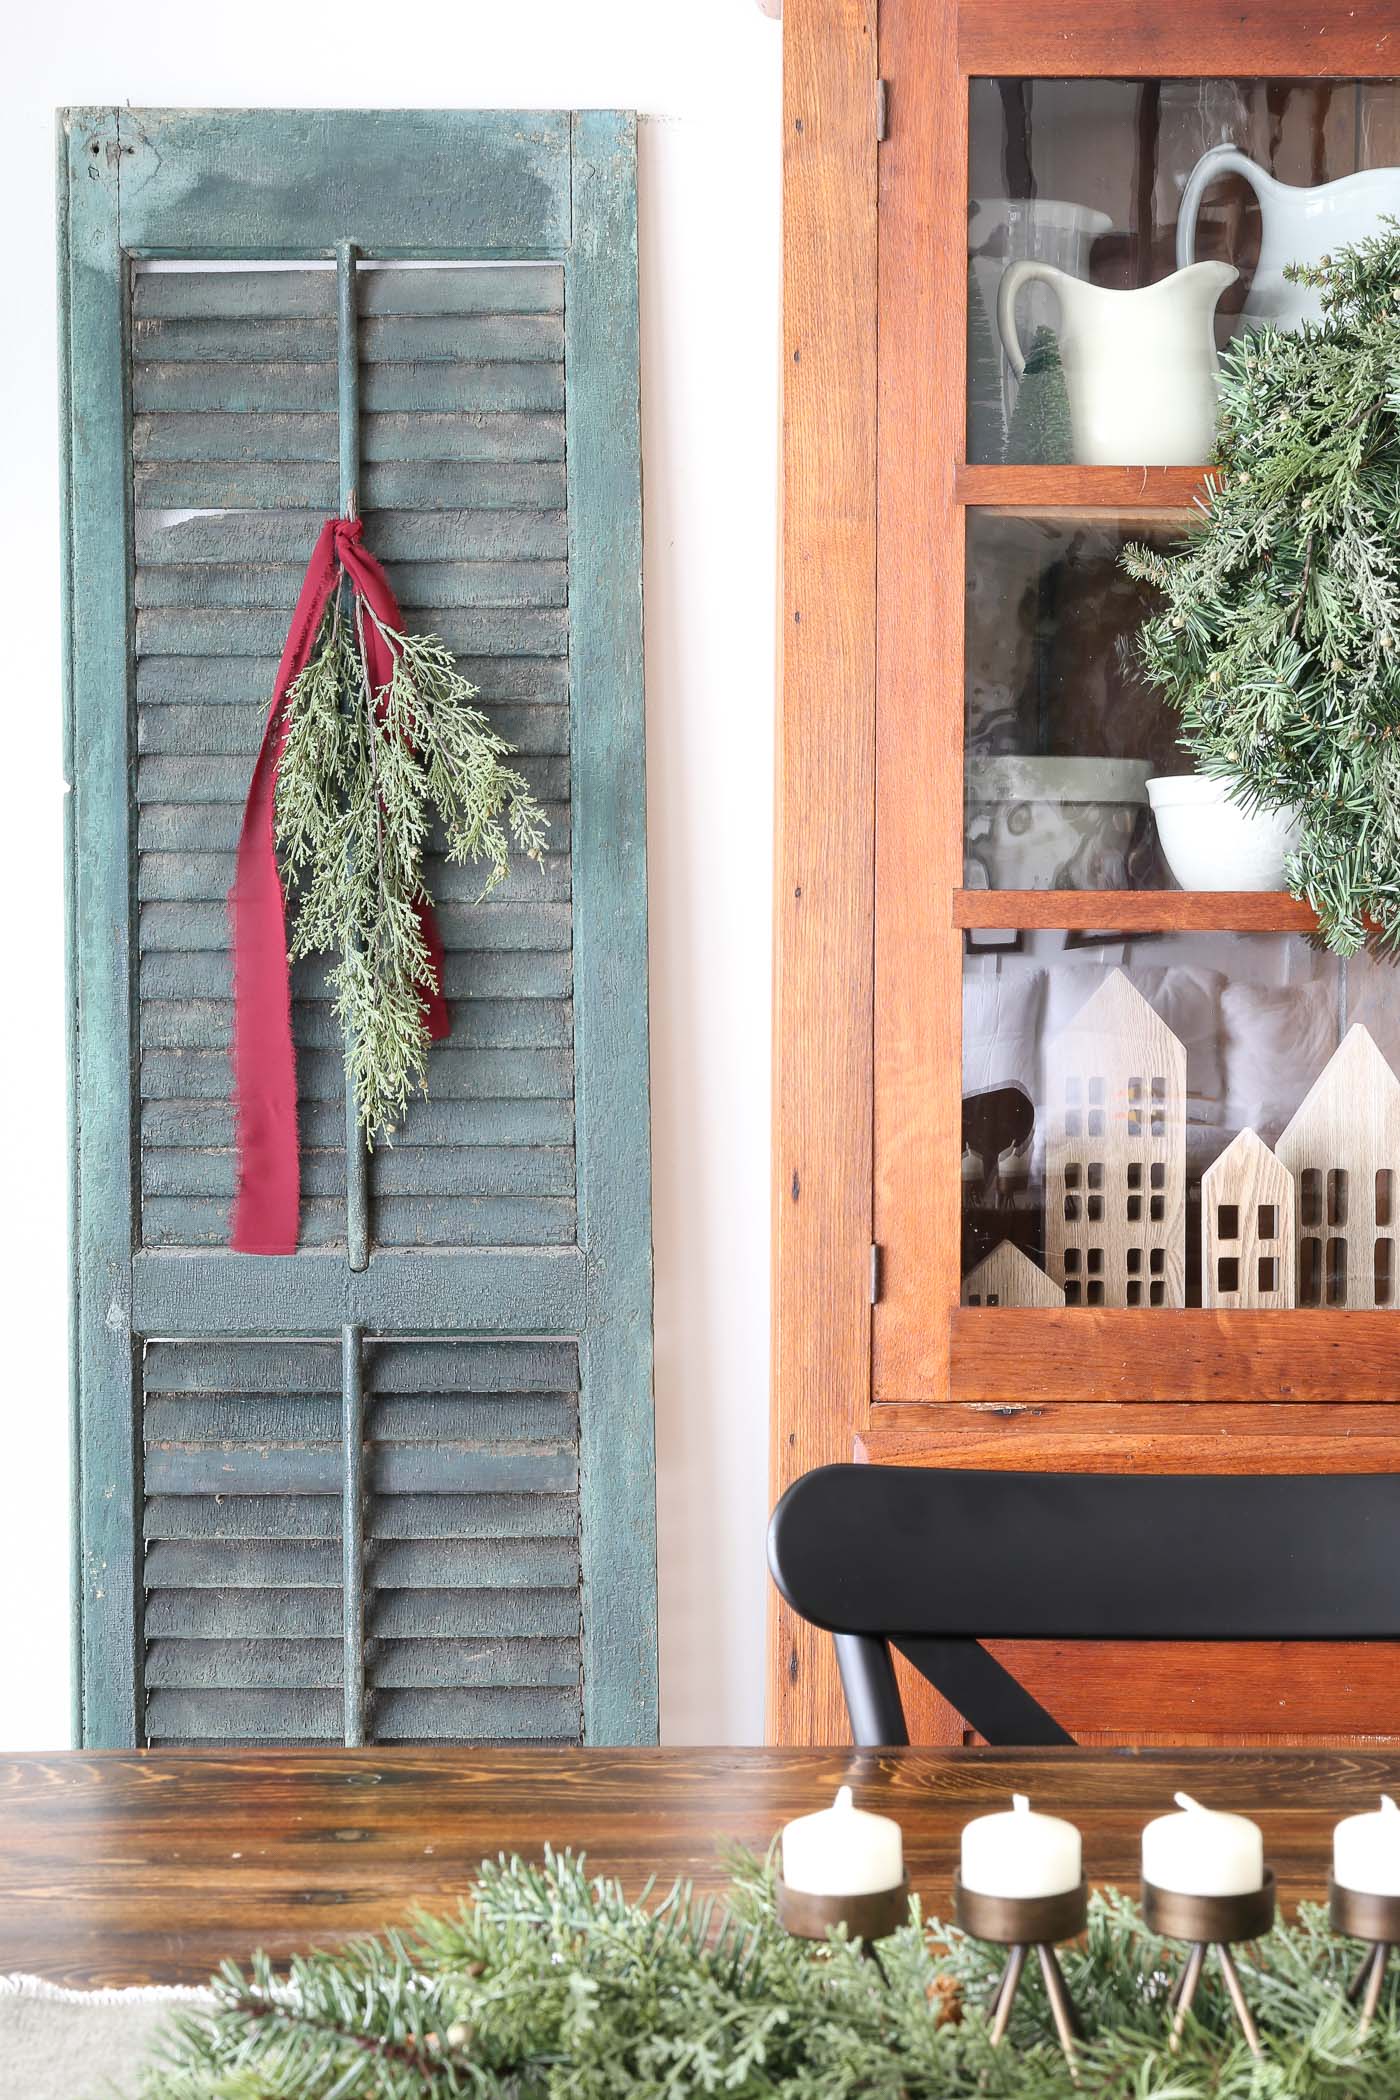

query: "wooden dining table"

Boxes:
[4, 1745, 1397, 1989]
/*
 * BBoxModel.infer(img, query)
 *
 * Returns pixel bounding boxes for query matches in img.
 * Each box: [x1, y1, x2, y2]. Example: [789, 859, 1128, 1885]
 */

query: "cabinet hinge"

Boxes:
[875, 79, 889, 143]
[870, 1243, 882, 1305]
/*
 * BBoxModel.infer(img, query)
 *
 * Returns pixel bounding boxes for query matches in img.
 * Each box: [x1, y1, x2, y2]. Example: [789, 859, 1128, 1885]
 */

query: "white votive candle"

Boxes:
[960, 1794, 1082, 1899]
[1334, 1795, 1400, 1897]
[1142, 1793, 1264, 1897]
[780, 1785, 903, 1897]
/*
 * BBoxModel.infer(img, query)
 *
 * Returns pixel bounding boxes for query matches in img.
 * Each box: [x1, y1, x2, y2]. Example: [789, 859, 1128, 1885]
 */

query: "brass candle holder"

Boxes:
[953, 1873, 1088, 2069]
[1141, 1872, 1276, 2058]
[775, 1875, 911, 1948]
[1330, 1878, 1400, 2035]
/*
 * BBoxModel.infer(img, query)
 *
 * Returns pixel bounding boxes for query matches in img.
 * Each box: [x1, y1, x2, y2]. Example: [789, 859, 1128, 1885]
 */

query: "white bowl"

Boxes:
[1145, 774, 1302, 891]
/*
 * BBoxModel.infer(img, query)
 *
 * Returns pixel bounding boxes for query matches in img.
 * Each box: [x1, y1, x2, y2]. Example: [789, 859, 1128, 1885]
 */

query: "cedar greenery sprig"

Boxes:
[273, 594, 547, 1143]
[1122, 220, 1400, 955]
[140, 1849, 1400, 2099]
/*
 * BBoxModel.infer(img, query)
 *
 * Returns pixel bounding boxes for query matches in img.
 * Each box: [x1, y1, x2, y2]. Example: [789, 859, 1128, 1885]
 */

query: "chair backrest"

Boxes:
[767, 1465, 1400, 1745]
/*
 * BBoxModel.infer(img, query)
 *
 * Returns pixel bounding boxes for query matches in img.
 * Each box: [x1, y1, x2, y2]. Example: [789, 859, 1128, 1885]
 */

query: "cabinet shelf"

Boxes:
[956, 464, 1213, 514]
[954, 888, 1317, 933]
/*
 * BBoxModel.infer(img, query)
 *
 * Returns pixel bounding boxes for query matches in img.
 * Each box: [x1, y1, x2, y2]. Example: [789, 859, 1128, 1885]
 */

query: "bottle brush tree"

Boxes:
[1004, 324, 1074, 467]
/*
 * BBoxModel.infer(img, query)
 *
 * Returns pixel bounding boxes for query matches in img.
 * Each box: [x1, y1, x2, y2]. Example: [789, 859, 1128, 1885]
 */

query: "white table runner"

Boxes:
[0, 1975, 210, 2100]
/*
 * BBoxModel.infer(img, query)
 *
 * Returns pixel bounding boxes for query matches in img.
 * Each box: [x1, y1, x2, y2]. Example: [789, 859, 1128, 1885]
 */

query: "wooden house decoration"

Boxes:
[961, 1240, 1065, 1308]
[1202, 1128, 1295, 1309]
[1275, 1023, 1400, 1309]
[1045, 969, 1187, 1308]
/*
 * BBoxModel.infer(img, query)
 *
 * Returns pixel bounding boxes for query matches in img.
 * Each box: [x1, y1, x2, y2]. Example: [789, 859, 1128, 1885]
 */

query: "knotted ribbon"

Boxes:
[228, 517, 450, 1254]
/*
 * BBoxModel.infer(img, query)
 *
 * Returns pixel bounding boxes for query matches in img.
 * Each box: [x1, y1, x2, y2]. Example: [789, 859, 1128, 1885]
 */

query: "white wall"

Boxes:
[0, 0, 779, 1748]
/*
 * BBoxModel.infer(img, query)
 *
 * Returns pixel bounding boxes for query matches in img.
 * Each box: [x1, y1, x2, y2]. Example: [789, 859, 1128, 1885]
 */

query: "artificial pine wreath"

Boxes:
[273, 591, 547, 1142]
[1123, 223, 1400, 954]
[139, 1850, 1400, 2099]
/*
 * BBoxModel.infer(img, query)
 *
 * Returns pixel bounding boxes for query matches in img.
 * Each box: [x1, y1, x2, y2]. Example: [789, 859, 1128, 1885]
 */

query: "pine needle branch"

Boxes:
[139, 1853, 1400, 2100]
[272, 593, 547, 1143]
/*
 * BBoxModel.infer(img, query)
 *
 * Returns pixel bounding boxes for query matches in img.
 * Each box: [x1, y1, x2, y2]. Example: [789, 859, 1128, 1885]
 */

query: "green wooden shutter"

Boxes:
[61, 109, 655, 1747]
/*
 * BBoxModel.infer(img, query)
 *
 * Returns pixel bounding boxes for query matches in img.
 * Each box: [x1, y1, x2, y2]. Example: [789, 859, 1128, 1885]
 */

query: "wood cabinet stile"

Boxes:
[769, 0, 880, 1750]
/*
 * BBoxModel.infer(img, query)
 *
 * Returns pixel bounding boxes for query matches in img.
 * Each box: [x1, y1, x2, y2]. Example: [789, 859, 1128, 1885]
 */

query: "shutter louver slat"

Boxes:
[134, 511, 568, 563]
[141, 1143, 574, 1199]
[131, 263, 562, 320]
[133, 359, 566, 406]
[139, 947, 571, 998]
[135, 652, 570, 702]
[137, 853, 569, 901]
[141, 1337, 583, 1746]
[141, 1197, 576, 1248]
[134, 560, 567, 610]
[136, 606, 568, 656]
[136, 757, 569, 810]
[135, 457, 562, 506]
[140, 997, 572, 1051]
[140, 1046, 573, 1099]
[133, 310, 563, 362]
[142, 1098, 573, 1149]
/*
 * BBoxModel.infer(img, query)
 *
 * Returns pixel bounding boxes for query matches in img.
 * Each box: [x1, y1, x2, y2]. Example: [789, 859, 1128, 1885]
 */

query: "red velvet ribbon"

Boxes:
[229, 517, 450, 1254]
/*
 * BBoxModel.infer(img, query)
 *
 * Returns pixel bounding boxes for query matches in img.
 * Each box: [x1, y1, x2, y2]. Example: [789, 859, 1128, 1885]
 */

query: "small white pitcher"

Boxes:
[1178, 143, 1400, 330]
[968, 196, 1113, 453]
[996, 260, 1238, 465]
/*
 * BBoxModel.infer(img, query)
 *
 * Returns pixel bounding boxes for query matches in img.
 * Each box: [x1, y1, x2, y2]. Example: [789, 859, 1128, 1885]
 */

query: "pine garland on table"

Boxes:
[1122, 222, 1400, 954]
[139, 1849, 1400, 2099]
[273, 593, 547, 1144]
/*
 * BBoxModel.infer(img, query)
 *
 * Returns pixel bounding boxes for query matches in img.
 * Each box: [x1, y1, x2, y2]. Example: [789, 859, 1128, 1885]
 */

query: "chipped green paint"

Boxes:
[62, 108, 656, 1749]
[566, 113, 658, 1747]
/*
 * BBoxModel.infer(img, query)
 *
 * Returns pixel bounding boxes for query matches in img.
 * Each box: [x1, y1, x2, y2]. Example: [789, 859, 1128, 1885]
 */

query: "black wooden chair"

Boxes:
[767, 1463, 1400, 1745]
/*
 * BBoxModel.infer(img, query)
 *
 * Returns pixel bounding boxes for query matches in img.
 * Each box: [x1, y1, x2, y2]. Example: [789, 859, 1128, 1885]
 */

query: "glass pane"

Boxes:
[961, 934, 1400, 1309]
[968, 78, 1400, 464]
[965, 511, 1182, 890]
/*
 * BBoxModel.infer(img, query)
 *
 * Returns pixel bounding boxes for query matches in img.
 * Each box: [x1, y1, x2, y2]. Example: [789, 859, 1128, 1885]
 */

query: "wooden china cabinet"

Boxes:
[772, 0, 1400, 1747]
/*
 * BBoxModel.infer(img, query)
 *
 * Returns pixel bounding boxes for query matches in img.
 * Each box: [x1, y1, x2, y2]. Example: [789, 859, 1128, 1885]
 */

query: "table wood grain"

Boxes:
[4, 1747, 1398, 1988]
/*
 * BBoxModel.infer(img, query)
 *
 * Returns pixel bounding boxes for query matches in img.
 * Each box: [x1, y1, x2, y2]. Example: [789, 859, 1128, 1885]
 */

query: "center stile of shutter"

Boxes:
[337, 240, 371, 1273]
[342, 1323, 366, 1745]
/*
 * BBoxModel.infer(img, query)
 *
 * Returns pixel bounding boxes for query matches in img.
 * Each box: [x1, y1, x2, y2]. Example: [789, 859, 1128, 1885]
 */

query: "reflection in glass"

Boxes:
[964, 511, 1181, 890]
[968, 78, 1400, 464]
[961, 935, 1400, 1310]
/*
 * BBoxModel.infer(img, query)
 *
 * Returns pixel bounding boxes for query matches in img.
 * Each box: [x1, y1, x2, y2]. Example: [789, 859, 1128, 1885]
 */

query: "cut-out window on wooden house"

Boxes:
[62, 109, 655, 1748]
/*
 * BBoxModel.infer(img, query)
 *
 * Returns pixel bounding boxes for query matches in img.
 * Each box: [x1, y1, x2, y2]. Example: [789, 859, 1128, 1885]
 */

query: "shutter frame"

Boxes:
[61, 107, 656, 1748]
[565, 113, 658, 1746]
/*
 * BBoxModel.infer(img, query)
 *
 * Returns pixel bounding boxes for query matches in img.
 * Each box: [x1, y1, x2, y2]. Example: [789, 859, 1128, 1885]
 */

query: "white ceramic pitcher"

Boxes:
[1177, 143, 1400, 330]
[996, 260, 1237, 465]
[968, 196, 1112, 455]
